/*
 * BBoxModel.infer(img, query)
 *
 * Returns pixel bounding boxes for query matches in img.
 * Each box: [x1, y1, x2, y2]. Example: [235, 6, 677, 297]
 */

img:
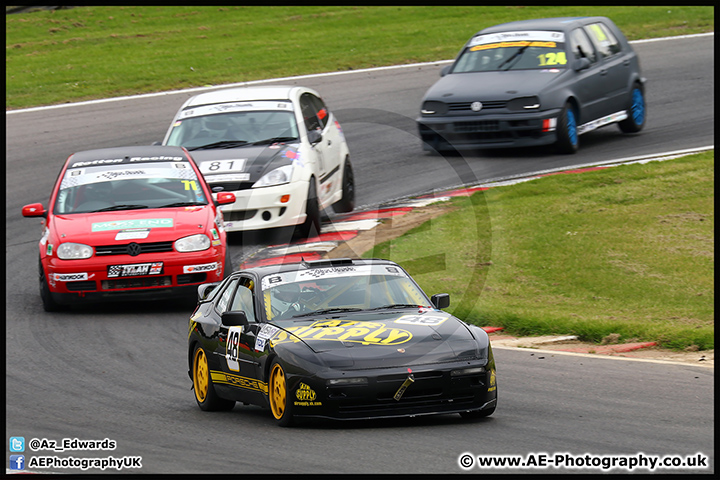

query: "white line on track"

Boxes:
[492, 345, 715, 368]
[469, 146, 716, 187]
[349, 145, 714, 213]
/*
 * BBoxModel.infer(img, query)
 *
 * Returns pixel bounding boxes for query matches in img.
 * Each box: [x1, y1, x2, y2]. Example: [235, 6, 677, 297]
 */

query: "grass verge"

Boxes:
[5, 5, 714, 109]
[364, 152, 714, 351]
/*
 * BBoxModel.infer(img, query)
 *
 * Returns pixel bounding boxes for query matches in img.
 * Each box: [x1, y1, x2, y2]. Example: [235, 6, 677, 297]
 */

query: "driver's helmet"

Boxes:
[202, 116, 229, 137]
[273, 282, 301, 305]
[83, 181, 113, 201]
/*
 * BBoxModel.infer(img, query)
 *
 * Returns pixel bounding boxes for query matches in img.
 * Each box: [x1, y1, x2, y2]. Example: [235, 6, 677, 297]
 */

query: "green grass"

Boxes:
[365, 153, 714, 351]
[5, 6, 714, 109]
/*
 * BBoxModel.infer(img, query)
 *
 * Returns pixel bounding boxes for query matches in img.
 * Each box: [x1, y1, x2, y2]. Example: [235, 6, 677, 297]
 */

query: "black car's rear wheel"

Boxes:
[192, 345, 235, 411]
[268, 359, 294, 427]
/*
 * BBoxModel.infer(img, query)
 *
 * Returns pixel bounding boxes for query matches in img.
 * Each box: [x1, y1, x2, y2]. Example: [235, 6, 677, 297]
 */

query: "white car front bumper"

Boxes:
[218, 180, 309, 232]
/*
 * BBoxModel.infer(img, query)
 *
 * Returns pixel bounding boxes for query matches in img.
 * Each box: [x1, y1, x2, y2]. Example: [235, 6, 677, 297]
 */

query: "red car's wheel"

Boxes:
[39, 258, 63, 312]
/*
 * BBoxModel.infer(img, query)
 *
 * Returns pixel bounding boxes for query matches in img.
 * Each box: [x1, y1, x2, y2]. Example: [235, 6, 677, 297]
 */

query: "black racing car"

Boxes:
[187, 257, 497, 426]
[417, 16, 646, 153]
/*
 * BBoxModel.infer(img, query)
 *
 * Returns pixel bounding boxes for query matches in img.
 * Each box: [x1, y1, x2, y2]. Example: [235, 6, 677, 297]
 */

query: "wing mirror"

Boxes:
[215, 192, 236, 205]
[222, 310, 249, 327]
[197, 283, 219, 301]
[307, 129, 322, 145]
[22, 203, 47, 218]
[431, 293, 450, 309]
[440, 65, 452, 77]
[572, 57, 591, 72]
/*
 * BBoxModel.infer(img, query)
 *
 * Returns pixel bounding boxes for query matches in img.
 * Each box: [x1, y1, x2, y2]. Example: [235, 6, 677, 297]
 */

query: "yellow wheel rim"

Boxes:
[193, 348, 209, 403]
[269, 363, 287, 420]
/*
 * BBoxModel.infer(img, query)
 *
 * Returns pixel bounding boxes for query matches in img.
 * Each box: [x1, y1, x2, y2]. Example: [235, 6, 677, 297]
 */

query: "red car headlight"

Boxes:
[56, 242, 93, 260]
[175, 234, 211, 253]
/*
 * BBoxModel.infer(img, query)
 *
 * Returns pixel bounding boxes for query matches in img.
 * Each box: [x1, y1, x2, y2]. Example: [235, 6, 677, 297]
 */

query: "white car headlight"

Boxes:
[174, 234, 211, 252]
[253, 165, 294, 188]
[56, 242, 93, 260]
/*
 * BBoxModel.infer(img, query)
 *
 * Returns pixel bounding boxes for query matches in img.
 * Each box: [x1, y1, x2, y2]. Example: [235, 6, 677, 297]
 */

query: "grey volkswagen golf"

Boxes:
[417, 16, 646, 154]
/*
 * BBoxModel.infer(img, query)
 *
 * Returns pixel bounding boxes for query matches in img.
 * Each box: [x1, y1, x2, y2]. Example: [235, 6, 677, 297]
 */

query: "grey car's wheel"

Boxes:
[618, 84, 646, 133]
[555, 102, 579, 154]
[332, 158, 355, 214]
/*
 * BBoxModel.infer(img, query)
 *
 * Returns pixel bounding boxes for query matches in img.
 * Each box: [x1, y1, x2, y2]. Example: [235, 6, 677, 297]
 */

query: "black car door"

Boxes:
[214, 275, 268, 404]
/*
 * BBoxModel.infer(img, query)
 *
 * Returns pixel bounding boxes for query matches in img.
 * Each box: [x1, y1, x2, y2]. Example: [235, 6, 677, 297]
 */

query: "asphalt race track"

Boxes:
[5, 34, 714, 474]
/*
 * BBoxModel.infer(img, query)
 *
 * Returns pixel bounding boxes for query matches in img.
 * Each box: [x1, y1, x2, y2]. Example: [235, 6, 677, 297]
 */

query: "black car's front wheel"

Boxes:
[192, 345, 235, 411]
[555, 102, 579, 154]
[268, 359, 294, 427]
[618, 84, 646, 133]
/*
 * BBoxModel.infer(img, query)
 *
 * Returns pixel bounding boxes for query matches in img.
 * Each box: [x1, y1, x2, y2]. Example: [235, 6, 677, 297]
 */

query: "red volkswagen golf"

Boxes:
[22, 145, 236, 311]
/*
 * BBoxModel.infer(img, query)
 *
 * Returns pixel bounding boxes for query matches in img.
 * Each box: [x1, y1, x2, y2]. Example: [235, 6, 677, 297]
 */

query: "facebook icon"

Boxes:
[9, 455, 25, 471]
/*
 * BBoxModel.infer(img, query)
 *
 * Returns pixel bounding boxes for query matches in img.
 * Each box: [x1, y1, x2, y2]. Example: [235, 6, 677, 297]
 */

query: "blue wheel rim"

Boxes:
[631, 88, 645, 125]
[567, 109, 577, 145]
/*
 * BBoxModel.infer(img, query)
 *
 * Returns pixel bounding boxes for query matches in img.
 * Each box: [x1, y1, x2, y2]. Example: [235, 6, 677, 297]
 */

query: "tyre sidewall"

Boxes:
[619, 84, 646, 133]
[295, 179, 320, 239]
[269, 359, 294, 427]
[332, 159, 355, 214]
[192, 344, 234, 411]
[39, 258, 62, 312]
[556, 102, 579, 154]
[223, 247, 232, 279]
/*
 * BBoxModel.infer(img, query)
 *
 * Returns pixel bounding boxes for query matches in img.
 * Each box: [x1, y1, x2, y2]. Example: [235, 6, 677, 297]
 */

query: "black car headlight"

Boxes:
[326, 377, 368, 386]
[506, 96, 541, 112]
[450, 366, 486, 377]
[421, 100, 448, 116]
[467, 324, 491, 358]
